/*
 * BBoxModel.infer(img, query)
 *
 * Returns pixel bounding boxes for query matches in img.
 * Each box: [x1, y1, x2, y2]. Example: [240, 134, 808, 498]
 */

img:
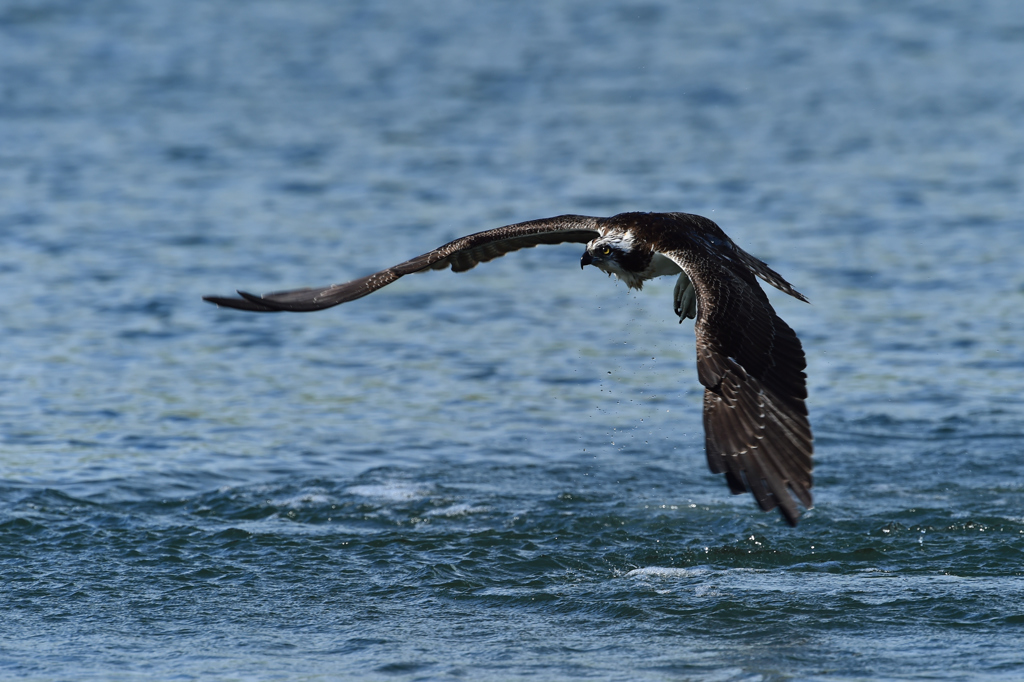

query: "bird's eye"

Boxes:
[600, 245, 612, 255]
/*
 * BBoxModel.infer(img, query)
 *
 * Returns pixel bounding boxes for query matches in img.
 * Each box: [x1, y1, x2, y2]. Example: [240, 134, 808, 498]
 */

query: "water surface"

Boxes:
[2, 1, 1024, 680]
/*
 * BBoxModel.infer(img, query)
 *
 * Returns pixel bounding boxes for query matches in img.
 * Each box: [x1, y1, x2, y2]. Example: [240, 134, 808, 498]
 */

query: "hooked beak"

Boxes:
[580, 251, 593, 269]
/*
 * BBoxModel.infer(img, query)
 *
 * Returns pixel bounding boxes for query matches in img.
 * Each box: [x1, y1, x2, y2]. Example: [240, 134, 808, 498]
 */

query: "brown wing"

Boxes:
[203, 215, 600, 312]
[668, 251, 813, 526]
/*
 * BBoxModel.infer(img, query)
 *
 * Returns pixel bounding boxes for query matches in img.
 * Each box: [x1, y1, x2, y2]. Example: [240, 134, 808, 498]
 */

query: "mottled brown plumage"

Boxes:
[205, 212, 813, 525]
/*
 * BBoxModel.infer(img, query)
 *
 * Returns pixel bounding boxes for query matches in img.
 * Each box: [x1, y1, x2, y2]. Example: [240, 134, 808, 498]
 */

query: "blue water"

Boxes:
[3, 1, 1024, 679]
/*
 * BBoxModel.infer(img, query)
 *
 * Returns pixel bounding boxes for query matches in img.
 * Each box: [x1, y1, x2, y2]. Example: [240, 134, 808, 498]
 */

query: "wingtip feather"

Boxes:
[202, 292, 282, 313]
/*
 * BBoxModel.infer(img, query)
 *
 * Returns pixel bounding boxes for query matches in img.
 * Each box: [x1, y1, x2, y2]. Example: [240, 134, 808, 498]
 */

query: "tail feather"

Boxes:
[734, 246, 808, 303]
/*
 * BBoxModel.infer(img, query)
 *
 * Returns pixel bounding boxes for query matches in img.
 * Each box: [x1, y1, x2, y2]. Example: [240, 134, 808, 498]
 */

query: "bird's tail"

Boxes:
[734, 247, 809, 303]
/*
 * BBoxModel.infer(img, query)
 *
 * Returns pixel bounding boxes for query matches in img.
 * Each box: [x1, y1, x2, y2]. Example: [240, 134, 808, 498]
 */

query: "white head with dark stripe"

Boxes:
[580, 230, 652, 290]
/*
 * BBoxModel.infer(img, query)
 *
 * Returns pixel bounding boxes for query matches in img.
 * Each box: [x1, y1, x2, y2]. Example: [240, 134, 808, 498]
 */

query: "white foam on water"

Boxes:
[424, 503, 488, 518]
[268, 488, 333, 509]
[623, 566, 704, 579]
[345, 483, 428, 502]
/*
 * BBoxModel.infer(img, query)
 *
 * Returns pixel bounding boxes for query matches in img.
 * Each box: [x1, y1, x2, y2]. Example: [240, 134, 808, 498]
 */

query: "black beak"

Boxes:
[580, 251, 593, 269]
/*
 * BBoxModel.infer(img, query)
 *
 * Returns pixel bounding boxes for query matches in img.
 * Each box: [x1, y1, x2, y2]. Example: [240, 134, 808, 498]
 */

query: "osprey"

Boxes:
[205, 212, 813, 525]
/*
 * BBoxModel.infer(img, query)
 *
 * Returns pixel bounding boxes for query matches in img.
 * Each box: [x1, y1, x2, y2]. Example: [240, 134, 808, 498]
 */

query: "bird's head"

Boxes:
[581, 232, 647, 289]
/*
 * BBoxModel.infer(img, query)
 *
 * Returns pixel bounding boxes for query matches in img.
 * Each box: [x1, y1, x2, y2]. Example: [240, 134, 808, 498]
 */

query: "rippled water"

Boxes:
[2, 1, 1024, 680]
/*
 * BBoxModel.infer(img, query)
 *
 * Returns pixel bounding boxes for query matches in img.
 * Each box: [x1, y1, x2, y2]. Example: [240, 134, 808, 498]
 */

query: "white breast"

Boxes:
[641, 252, 683, 279]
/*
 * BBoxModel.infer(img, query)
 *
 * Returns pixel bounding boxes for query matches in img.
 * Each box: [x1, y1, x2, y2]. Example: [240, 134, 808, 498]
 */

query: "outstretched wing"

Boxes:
[204, 215, 601, 312]
[667, 251, 813, 526]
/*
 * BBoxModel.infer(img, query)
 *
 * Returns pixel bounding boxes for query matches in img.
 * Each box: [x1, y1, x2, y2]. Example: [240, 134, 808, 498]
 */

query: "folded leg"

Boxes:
[674, 272, 697, 321]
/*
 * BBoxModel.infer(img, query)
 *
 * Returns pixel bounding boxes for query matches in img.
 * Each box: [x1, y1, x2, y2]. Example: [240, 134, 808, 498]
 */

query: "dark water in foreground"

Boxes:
[3, 1, 1024, 679]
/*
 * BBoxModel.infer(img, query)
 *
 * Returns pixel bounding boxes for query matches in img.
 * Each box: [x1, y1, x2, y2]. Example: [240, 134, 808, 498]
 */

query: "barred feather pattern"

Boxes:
[664, 241, 812, 526]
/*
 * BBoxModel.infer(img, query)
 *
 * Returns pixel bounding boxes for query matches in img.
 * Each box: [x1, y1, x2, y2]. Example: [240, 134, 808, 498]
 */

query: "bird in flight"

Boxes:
[205, 212, 813, 525]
